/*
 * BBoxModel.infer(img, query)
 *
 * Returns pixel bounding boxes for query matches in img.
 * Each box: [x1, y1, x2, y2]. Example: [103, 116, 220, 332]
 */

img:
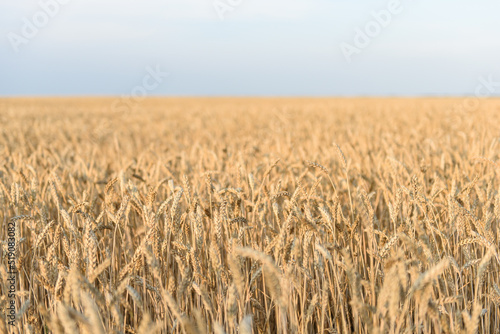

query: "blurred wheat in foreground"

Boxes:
[1, 98, 500, 334]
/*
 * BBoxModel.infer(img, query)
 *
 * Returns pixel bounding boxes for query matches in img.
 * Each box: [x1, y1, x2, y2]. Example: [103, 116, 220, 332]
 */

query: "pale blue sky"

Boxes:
[1, 0, 499, 96]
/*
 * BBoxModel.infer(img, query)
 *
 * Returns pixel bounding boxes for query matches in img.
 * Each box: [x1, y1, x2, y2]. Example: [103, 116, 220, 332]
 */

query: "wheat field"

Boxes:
[1, 98, 500, 333]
